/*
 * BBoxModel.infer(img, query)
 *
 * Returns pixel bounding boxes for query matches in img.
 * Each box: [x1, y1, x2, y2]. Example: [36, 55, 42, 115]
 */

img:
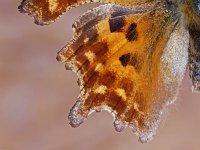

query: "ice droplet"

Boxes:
[139, 131, 154, 143]
[114, 119, 126, 132]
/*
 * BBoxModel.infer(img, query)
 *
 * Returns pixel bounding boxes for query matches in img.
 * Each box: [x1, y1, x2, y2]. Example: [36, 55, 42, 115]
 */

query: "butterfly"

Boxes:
[18, 0, 200, 143]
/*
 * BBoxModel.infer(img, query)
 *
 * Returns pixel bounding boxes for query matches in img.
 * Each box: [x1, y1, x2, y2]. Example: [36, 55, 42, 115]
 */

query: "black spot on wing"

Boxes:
[109, 16, 125, 32]
[126, 22, 138, 41]
[119, 53, 131, 66]
[119, 53, 143, 73]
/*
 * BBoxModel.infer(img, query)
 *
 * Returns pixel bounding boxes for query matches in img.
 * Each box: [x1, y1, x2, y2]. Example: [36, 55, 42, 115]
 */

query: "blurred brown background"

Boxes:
[0, 1, 200, 150]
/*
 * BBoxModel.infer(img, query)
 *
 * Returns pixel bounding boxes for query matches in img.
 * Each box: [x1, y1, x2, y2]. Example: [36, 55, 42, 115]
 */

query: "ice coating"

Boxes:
[114, 119, 126, 132]
[161, 22, 189, 105]
[68, 98, 163, 143]
[67, 22, 189, 143]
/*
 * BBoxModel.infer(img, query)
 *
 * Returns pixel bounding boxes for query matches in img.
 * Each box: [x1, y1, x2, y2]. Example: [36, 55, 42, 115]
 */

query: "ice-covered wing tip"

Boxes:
[68, 98, 163, 143]
[18, 0, 75, 25]
[18, 0, 51, 25]
[68, 99, 84, 128]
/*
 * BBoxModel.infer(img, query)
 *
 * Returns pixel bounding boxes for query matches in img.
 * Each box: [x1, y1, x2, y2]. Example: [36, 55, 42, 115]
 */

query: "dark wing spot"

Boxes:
[119, 53, 131, 66]
[126, 22, 138, 41]
[109, 16, 125, 32]
[119, 53, 143, 72]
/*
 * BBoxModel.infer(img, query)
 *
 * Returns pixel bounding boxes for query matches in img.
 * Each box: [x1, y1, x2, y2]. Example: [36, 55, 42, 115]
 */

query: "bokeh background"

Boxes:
[1, 1, 200, 150]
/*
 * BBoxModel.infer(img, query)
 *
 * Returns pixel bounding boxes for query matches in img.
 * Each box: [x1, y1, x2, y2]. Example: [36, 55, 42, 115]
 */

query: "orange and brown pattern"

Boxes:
[19, 0, 200, 143]
[56, 3, 188, 142]
[18, 0, 157, 25]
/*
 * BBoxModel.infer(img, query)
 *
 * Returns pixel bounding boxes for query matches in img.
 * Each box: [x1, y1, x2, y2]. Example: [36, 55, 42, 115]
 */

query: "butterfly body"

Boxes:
[19, 0, 200, 142]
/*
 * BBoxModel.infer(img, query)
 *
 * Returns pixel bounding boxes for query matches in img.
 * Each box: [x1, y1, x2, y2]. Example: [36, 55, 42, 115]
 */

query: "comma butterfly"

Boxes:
[18, 0, 200, 142]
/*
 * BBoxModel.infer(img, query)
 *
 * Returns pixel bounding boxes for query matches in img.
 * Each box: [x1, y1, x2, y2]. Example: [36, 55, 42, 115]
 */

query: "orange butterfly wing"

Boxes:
[18, 0, 157, 25]
[57, 4, 189, 142]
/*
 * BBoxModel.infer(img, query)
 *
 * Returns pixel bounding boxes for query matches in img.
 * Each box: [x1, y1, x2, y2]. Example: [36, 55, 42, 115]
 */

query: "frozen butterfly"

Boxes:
[19, 0, 200, 143]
